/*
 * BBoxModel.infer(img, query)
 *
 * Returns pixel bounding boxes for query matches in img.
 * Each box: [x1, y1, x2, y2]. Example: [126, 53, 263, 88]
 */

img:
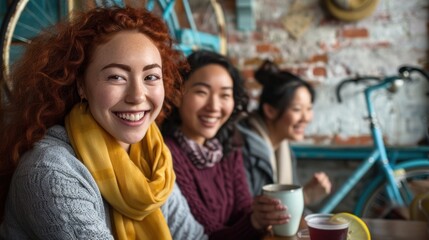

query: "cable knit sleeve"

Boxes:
[161, 183, 208, 240]
[1, 143, 113, 240]
[165, 137, 265, 240]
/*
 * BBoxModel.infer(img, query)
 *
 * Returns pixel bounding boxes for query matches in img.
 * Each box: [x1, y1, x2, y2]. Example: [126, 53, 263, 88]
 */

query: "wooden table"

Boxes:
[264, 218, 429, 240]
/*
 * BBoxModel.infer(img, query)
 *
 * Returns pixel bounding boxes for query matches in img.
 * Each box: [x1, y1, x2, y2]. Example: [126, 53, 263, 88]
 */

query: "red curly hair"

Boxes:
[0, 7, 186, 221]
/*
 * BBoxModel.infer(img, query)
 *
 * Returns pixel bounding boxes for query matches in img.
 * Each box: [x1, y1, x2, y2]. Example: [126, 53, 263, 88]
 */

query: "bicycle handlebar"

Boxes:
[398, 65, 429, 81]
[336, 65, 429, 103]
[336, 76, 381, 103]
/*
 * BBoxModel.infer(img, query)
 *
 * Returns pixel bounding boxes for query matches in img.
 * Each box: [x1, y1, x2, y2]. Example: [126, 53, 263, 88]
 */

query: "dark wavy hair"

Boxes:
[255, 60, 315, 120]
[0, 7, 187, 221]
[162, 50, 248, 154]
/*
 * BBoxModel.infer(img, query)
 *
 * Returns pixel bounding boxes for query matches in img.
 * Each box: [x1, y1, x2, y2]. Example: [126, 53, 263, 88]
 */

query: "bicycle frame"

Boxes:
[146, 0, 223, 55]
[364, 77, 407, 206]
[319, 76, 409, 214]
[319, 150, 379, 213]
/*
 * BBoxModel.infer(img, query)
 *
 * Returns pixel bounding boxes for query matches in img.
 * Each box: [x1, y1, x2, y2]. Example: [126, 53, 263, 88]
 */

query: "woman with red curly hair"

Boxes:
[0, 7, 206, 240]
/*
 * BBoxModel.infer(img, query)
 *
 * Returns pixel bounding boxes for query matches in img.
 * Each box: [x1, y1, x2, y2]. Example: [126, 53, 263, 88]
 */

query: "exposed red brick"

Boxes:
[339, 28, 369, 38]
[333, 134, 374, 145]
[241, 69, 254, 79]
[256, 43, 280, 53]
[271, 46, 281, 53]
[313, 67, 327, 77]
[256, 43, 273, 53]
[243, 57, 263, 66]
[310, 54, 328, 63]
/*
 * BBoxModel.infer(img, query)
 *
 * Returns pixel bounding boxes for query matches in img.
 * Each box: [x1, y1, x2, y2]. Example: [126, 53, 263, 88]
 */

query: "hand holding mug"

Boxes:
[262, 184, 304, 236]
[250, 195, 291, 230]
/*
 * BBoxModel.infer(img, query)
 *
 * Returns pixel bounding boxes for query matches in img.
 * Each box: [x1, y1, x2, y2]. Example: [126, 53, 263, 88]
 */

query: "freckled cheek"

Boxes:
[92, 90, 122, 109]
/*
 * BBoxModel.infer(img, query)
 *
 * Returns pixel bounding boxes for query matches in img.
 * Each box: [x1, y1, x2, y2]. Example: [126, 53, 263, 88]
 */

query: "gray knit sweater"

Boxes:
[0, 125, 207, 240]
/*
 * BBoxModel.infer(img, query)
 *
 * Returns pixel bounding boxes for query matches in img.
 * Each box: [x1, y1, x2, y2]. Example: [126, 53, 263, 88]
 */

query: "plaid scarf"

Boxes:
[174, 130, 223, 169]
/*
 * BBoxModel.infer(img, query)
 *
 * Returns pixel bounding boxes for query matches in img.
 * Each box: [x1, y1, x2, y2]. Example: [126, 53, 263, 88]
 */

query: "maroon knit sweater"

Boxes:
[165, 137, 265, 240]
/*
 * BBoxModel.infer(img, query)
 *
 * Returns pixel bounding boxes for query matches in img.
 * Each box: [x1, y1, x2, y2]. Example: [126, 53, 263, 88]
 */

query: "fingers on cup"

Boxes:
[263, 211, 290, 225]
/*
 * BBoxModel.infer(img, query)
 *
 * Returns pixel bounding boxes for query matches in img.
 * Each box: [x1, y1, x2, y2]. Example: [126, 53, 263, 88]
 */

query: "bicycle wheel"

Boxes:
[184, 0, 227, 54]
[146, 0, 226, 56]
[0, 0, 124, 95]
[358, 164, 429, 218]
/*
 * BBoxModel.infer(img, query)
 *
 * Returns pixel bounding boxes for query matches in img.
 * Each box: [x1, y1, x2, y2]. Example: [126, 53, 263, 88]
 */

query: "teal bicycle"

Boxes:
[317, 65, 429, 218]
[0, 0, 226, 99]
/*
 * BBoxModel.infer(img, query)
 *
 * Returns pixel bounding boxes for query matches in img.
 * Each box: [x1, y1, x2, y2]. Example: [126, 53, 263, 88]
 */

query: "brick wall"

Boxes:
[220, 0, 429, 146]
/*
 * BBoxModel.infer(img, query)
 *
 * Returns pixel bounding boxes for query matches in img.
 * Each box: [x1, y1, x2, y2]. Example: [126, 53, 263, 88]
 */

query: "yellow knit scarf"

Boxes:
[65, 104, 174, 240]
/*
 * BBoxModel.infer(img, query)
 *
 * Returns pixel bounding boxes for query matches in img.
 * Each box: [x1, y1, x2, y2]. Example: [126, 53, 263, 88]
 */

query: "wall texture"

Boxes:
[221, 0, 429, 146]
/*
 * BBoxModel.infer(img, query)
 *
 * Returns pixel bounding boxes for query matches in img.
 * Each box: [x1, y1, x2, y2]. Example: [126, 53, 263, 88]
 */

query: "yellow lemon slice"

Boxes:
[330, 212, 371, 240]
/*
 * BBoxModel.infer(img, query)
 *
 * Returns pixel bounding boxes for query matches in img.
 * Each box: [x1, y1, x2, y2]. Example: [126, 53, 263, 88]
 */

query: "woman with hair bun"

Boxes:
[237, 60, 332, 206]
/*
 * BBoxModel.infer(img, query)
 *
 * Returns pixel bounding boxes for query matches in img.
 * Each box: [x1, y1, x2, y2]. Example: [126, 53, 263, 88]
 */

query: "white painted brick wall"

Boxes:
[226, 0, 429, 145]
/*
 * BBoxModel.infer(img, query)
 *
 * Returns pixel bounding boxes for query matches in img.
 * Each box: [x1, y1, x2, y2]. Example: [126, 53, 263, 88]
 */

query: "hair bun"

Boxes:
[254, 59, 280, 85]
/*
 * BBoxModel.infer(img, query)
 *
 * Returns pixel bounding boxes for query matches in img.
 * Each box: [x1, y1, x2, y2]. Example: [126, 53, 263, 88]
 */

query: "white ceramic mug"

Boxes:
[262, 184, 304, 237]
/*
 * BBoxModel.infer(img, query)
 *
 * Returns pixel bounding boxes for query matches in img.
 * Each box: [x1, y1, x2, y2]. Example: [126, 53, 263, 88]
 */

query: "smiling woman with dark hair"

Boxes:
[162, 50, 291, 239]
[237, 59, 332, 206]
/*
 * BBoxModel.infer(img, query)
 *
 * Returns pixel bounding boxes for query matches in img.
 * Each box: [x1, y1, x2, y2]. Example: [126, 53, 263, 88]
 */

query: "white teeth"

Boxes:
[201, 117, 217, 123]
[117, 112, 144, 121]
